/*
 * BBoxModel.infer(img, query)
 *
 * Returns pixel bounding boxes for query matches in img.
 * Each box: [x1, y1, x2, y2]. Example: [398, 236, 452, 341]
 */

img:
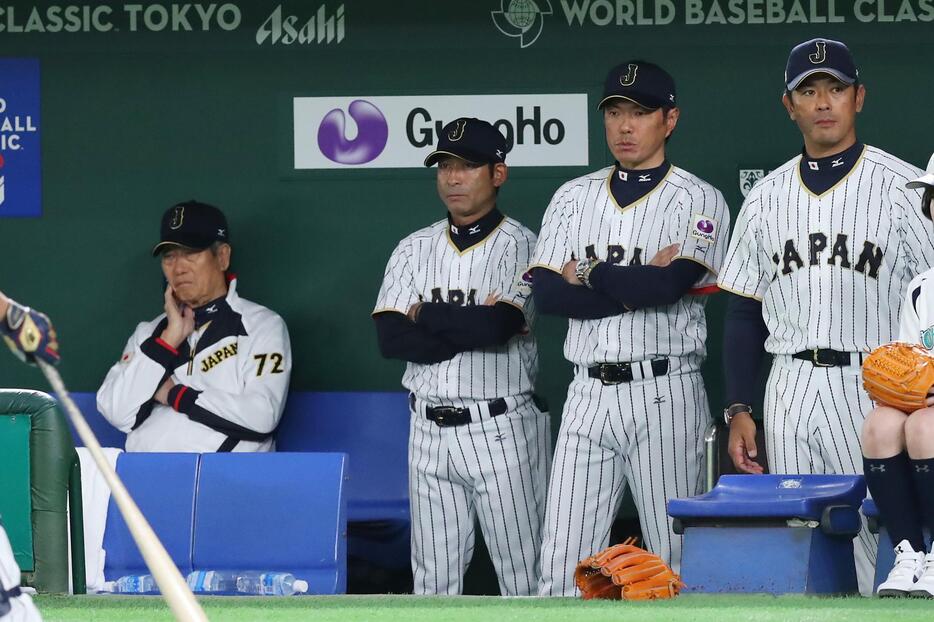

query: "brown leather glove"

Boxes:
[574, 538, 684, 600]
[862, 342, 934, 413]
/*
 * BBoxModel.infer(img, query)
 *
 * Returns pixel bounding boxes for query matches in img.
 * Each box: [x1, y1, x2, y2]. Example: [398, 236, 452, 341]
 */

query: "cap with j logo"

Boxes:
[785, 38, 858, 91]
[599, 60, 676, 110]
[423, 117, 511, 167]
[152, 200, 230, 256]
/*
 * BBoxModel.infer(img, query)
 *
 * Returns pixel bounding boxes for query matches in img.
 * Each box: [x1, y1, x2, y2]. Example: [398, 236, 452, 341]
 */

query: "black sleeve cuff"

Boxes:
[140, 336, 180, 371]
[167, 383, 199, 413]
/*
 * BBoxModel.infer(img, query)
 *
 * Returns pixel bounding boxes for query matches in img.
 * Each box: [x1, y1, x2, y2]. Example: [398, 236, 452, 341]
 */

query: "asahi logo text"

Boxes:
[256, 3, 344, 45]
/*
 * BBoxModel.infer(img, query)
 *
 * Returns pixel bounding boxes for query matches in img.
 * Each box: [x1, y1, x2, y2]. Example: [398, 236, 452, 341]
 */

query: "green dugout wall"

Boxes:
[0, 1, 932, 425]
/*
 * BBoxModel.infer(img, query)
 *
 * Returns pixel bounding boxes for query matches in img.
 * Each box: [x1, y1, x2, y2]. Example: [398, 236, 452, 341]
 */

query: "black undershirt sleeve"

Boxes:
[587, 259, 708, 309]
[416, 301, 525, 348]
[723, 293, 770, 407]
[531, 267, 627, 320]
[373, 311, 462, 364]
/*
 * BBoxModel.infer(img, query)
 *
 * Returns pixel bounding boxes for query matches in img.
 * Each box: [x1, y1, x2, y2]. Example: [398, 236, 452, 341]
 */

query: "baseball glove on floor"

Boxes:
[862, 342, 934, 413]
[574, 537, 684, 600]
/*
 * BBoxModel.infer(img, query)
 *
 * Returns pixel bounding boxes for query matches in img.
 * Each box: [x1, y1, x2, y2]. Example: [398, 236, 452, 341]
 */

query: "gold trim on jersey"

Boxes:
[371, 307, 408, 317]
[528, 262, 563, 274]
[445, 219, 505, 256]
[605, 165, 675, 214]
[716, 282, 764, 302]
[796, 144, 867, 199]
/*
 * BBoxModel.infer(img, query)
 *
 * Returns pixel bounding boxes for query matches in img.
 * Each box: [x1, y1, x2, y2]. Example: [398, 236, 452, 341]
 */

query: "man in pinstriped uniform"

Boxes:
[719, 38, 934, 594]
[372, 117, 550, 595]
[531, 60, 730, 596]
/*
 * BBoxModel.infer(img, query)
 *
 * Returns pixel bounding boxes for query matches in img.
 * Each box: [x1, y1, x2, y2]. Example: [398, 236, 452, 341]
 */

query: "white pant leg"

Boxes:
[408, 413, 474, 595]
[451, 401, 550, 596]
[765, 357, 876, 595]
[0, 525, 41, 622]
[622, 371, 708, 573]
[538, 377, 627, 596]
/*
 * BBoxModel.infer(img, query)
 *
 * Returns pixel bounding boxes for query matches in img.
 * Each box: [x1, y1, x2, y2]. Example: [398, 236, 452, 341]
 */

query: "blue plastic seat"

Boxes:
[275, 392, 409, 522]
[103, 453, 198, 581]
[192, 452, 348, 595]
[668, 474, 866, 521]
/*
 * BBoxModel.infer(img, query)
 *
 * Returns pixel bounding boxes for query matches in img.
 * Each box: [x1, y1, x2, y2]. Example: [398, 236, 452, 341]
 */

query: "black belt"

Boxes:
[410, 395, 508, 427]
[587, 359, 669, 386]
[792, 349, 856, 368]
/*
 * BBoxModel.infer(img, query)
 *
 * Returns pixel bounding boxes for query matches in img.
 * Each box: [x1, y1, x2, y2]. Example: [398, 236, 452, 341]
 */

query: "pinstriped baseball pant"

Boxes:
[408, 399, 550, 595]
[538, 368, 708, 596]
[765, 355, 877, 595]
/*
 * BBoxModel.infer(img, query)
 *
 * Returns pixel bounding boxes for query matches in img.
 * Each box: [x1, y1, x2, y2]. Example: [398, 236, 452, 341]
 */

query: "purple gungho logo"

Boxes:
[317, 99, 388, 165]
[696, 219, 714, 234]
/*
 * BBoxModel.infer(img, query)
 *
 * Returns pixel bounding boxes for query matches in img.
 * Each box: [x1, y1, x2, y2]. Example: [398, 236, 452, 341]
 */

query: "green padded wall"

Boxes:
[0, 1, 931, 427]
[0, 415, 33, 571]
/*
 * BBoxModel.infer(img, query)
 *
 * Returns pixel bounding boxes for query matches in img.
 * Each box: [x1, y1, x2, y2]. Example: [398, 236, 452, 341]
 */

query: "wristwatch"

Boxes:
[723, 403, 752, 426]
[575, 257, 602, 289]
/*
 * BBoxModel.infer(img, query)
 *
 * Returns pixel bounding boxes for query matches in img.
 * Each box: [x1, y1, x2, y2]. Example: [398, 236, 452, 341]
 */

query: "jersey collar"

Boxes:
[798, 142, 864, 196]
[447, 208, 504, 252]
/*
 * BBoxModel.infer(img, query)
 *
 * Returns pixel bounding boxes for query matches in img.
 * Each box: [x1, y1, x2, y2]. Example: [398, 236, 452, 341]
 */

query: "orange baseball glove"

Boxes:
[862, 342, 934, 413]
[574, 538, 683, 600]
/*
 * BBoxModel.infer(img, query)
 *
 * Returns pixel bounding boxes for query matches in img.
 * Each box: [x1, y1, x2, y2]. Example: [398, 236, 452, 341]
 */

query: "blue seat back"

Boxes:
[63, 392, 126, 450]
[192, 452, 348, 595]
[103, 453, 198, 579]
[668, 474, 866, 520]
[275, 392, 409, 522]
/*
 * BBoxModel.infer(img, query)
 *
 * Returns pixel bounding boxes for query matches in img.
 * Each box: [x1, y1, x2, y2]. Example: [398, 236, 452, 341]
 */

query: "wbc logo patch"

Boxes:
[690, 215, 717, 244]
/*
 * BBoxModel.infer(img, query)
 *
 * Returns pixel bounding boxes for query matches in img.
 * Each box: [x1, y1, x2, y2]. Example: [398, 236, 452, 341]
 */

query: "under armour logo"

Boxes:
[205, 304, 218, 314]
[618, 171, 628, 182]
[653, 396, 666, 405]
[494, 433, 507, 442]
[217, 228, 226, 237]
[869, 464, 885, 473]
[808, 161, 819, 171]
[831, 158, 844, 168]
[638, 174, 652, 182]
[468, 225, 481, 235]
[916, 464, 930, 473]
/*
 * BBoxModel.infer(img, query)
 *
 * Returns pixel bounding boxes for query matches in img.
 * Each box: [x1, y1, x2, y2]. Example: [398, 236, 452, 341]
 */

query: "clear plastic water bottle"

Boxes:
[186, 570, 237, 594]
[106, 574, 158, 594]
[236, 571, 308, 596]
[186, 570, 308, 595]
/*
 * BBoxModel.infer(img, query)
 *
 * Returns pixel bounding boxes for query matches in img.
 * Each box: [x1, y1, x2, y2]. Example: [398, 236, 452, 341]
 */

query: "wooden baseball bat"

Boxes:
[37, 360, 208, 622]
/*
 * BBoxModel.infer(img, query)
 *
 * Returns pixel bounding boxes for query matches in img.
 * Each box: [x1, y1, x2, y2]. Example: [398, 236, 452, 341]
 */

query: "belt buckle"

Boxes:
[812, 348, 834, 368]
[599, 363, 628, 386]
[431, 406, 458, 427]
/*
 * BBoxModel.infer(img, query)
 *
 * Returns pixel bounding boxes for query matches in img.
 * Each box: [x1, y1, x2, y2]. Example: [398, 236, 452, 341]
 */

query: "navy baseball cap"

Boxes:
[599, 61, 676, 110]
[152, 200, 230, 256]
[785, 38, 858, 91]
[424, 117, 511, 167]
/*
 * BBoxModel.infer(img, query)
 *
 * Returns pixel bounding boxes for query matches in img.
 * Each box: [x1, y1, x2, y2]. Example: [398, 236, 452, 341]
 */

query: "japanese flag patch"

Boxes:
[690, 215, 717, 244]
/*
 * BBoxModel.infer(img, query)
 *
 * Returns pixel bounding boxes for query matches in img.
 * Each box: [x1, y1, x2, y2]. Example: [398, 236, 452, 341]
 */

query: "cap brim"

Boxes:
[786, 68, 856, 91]
[907, 173, 934, 189]
[424, 150, 488, 167]
[597, 94, 664, 111]
[151, 240, 211, 256]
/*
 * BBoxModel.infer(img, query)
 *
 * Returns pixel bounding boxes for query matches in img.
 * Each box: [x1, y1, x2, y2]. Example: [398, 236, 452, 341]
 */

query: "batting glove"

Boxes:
[1, 300, 60, 365]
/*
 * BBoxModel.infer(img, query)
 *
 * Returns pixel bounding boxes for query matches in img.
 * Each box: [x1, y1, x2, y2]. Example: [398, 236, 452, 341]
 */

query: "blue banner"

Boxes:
[0, 58, 41, 218]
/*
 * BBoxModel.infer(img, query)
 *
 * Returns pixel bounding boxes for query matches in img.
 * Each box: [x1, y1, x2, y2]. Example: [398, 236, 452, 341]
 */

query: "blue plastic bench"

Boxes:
[668, 474, 866, 594]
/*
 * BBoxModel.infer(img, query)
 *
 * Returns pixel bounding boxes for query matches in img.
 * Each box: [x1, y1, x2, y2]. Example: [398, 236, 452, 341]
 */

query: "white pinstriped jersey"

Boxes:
[373, 217, 537, 403]
[899, 268, 934, 347]
[719, 145, 934, 354]
[530, 164, 730, 366]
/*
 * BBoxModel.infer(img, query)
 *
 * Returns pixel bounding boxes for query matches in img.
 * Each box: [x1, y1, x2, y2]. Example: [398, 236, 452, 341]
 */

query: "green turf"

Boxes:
[32, 594, 934, 622]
